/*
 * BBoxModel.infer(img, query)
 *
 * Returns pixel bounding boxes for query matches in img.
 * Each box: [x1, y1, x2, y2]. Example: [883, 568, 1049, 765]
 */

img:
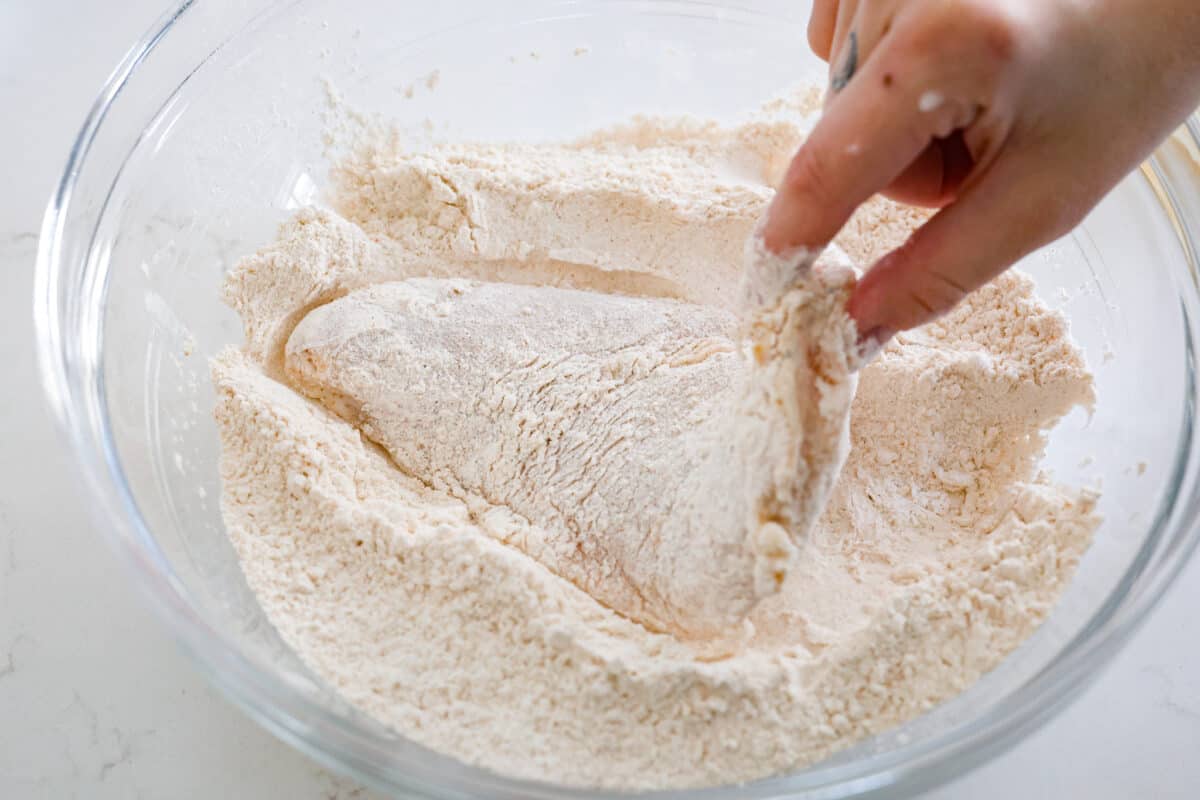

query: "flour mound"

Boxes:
[214, 93, 1100, 790]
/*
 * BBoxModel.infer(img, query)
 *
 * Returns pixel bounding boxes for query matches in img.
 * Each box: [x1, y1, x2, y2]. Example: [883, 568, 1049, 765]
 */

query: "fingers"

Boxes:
[809, 0, 839, 61]
[763, 32, 986, 252]
[847, 151, 1073, 336]
[883, 132, 976, 207]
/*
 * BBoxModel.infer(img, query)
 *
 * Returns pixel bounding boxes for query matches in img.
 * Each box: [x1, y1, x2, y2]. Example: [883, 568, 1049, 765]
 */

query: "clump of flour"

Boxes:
[213, 93, 1099, 789]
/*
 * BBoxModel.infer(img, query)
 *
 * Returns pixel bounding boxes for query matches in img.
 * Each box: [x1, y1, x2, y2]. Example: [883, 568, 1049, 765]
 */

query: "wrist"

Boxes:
[1068, 0, 1200, 142]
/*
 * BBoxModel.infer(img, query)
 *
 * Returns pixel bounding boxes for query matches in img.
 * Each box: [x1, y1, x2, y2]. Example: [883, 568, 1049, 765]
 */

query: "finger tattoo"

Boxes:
[831, 31, 858, 92]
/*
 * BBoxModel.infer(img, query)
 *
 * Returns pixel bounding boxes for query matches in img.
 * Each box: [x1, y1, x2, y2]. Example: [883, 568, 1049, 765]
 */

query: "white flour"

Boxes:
[213, 94, 1099, 789]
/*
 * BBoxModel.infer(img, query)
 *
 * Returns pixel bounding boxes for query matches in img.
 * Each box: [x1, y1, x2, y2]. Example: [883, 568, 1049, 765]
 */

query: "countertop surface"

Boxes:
[2, 2, 1199, 798]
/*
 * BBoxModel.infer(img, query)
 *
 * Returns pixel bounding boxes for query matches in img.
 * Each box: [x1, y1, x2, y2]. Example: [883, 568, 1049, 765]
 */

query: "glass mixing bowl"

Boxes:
[33, 0, 1200, 797]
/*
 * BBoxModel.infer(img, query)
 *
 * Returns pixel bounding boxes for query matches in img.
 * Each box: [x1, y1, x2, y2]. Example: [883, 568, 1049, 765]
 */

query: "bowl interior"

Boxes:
[71, 0, 1196, 795]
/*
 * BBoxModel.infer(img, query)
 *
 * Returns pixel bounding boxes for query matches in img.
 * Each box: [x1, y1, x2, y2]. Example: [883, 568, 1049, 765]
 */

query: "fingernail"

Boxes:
[854, 326, 894, 368]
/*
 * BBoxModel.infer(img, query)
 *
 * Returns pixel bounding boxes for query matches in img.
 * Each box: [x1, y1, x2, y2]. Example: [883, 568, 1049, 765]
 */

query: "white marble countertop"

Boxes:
[2, 2, 1198, 798]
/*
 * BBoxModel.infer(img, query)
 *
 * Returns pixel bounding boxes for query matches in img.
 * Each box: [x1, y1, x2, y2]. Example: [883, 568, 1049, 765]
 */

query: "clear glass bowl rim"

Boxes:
[31, 1, 1200, 797]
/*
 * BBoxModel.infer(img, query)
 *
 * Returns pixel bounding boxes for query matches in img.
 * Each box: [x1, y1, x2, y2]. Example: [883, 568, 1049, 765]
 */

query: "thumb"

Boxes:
[847, 152, 1078, 338]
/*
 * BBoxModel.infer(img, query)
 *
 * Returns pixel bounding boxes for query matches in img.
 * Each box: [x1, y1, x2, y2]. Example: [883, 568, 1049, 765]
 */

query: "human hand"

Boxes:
[765, 0, 1200, 346]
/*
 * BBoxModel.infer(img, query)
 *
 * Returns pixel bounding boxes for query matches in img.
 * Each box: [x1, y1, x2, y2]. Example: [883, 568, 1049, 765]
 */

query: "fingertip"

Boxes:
[846, 250, 900, 336]
[764, 181, 830, 254]
[761, 196, 788, 254]
[854, 324, 896, 366]
[847, 270, 897, 367]
[765, 145, 854, 254]
[808, 0, 837, 61]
